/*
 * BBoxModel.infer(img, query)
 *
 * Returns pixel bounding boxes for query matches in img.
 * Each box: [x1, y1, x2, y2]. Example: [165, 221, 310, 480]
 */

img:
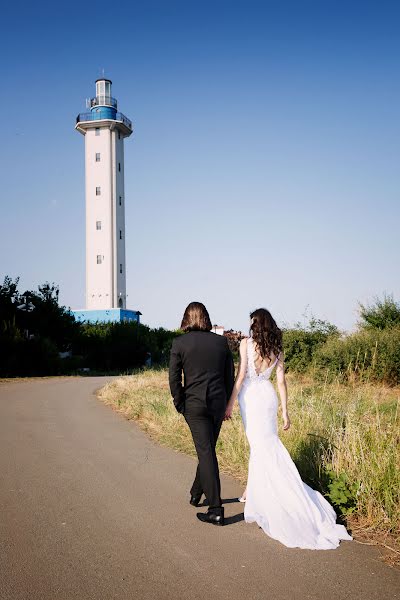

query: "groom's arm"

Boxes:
[224, 339, 235, 400]
[169, 338, 185, 413]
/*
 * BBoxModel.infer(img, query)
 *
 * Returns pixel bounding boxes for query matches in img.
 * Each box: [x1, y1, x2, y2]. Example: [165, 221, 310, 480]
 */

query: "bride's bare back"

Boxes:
[252, 340, 277, 374]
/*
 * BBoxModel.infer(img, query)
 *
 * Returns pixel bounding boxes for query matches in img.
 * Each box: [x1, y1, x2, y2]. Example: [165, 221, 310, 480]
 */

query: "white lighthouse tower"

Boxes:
[73, 78, 141, 324]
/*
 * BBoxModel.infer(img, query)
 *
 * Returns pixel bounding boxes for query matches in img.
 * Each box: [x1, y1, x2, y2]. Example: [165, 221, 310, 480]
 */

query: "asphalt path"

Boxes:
[0, 377, 398, 600]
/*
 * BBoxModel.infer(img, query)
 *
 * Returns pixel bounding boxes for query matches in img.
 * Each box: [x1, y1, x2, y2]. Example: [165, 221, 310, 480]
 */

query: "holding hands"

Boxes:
[224, 402, 290, 431]
[224, 401, 234, 421]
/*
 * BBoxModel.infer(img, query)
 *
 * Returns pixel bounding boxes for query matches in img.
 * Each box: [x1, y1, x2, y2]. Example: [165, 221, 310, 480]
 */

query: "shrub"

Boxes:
[73, 321, 180, 372]
[283, 318, 339, 373]
[326, 471, 359, 515]
[359, 294, 400, 331]
[313, 327, 400, 385]
[0, 324, 60, 377]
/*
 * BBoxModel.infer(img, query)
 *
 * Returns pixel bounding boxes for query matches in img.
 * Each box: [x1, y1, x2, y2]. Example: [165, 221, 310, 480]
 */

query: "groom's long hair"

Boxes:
[250, 308, 282, 360]
[181, 302, 212, 332]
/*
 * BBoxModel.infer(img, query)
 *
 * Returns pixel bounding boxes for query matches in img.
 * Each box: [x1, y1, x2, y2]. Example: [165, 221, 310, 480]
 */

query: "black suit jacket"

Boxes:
[169, 331, 235, 415]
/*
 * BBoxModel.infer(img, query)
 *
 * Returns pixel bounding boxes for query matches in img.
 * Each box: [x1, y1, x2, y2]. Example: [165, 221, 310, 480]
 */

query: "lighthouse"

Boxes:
[73, 78, 141, 324]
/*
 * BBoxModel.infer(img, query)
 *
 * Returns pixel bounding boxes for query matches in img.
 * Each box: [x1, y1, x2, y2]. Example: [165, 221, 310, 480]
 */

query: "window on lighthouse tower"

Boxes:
[96, 153, 101, 162]
[96, 187, 101, 196]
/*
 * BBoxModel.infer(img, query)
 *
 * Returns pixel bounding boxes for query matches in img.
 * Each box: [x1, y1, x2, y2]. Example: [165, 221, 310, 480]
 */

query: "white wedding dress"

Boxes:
[238, 338, 352, 550]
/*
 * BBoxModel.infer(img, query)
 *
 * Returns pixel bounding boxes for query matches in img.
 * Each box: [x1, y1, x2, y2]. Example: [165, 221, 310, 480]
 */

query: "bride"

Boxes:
[224, 308, 352, 550]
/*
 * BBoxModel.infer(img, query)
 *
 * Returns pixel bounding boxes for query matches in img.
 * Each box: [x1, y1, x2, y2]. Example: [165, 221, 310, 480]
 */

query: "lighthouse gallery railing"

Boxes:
[76, 112, 132, 130]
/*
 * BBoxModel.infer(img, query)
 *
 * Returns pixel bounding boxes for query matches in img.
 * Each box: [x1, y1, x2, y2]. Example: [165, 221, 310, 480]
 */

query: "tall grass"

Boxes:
[99, 369, 400, 538]
[313, 327, 400, 386]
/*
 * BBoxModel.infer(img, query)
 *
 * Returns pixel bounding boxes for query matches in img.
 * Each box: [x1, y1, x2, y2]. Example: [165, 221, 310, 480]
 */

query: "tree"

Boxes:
[22, 281, 80, 351]
[0, 276, 20, 321]
[359, 295, 400, 331]
[283, 317, 339, 373]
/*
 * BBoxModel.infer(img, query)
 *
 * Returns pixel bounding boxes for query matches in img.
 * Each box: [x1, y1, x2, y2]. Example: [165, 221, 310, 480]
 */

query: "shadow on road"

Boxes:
[222, 497, 240, 505]
[199, 497, 240, 508]
[224, 512, 245, 526]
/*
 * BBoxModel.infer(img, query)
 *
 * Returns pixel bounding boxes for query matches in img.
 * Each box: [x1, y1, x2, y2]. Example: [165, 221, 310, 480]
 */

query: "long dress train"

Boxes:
[238, 338, 352, 550]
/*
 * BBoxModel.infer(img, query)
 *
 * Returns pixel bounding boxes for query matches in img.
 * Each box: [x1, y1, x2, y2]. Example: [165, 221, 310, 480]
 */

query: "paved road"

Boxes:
[0, 378, 398, 600]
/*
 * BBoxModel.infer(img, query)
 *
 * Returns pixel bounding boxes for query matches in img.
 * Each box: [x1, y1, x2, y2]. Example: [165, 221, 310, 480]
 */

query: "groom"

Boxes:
[169, 302, 235, 526]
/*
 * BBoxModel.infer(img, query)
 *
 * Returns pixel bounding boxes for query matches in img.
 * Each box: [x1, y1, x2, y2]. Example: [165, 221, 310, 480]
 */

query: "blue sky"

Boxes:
[1, 0, 399, 333]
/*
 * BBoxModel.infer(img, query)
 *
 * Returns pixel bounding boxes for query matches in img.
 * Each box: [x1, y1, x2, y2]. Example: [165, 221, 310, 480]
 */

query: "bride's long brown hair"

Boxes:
[250, 308, 282, 360]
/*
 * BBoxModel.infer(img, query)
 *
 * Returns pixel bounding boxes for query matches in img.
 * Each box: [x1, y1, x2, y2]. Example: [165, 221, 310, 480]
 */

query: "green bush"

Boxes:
[19, 337, 61, 376]
[326, 471, 359, 515]
[0, 323, 60, 377]
[283, 318, 339, 373]
[73, 321, 180, 372]
[313, 327, 400, 385]
[0, 276, 80, 377]
[0, 275, 181, 376]
[2, 274, 399, 384]
[281, 306, 400, 386]
[359, 294, 400, 330]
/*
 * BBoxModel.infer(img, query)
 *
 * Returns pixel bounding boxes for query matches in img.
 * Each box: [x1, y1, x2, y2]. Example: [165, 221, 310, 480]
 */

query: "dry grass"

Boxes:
[98, 368, 400, 558]
[98, 369, 250, 483]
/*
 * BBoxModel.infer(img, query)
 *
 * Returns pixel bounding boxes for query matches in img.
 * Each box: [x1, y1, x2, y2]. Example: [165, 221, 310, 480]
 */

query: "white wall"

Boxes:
[115, 131, 127, 308]
[84, 125, 127, 310]
[212, 326, 225, 336]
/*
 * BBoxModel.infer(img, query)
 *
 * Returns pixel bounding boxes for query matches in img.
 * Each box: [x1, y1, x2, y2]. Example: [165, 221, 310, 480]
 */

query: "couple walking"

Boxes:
[169, 302, 352, 550]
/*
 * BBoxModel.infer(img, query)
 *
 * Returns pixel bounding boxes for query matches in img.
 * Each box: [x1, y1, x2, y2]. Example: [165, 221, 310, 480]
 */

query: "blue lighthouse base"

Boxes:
[72, 308, 141, 324]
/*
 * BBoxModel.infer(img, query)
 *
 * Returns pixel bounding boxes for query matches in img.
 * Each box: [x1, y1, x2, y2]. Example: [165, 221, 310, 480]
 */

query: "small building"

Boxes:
[211, 325, 225, 336]
[73, 309, 142, 324]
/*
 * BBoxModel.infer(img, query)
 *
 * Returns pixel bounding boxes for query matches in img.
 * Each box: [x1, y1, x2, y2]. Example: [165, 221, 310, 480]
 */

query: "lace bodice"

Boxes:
[245, 338, 278, 383]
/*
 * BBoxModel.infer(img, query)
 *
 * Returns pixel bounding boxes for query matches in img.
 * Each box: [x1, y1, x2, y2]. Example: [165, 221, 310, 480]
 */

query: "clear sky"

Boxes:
[1, 0, 399, 333]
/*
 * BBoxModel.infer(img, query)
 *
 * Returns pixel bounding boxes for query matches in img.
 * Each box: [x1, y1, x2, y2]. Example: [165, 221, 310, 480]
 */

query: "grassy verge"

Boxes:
[98, 368, 400, 563]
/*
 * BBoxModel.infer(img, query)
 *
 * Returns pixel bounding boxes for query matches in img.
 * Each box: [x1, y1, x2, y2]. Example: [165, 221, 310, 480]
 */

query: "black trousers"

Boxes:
[184, 402, 224, 511]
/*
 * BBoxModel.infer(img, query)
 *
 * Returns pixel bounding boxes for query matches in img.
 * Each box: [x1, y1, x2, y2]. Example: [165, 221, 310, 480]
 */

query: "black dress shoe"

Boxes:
[190, 494, 202, 507]
[196, 508, 225, 526]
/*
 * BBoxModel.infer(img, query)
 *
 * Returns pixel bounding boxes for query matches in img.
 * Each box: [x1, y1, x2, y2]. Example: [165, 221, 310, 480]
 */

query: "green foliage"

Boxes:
[291, 434, 359, 516]
[0, 276, 20, 320]
[291, 433, 331, 487]
[290, 432, 359, 516]
[282, 307, 400, 385]
[359, 294, 400, 331]
[283, 318, 339, 373]
[326, 471, 359, 515]
[0, 276, 79, 377]
[18, 337, 61, 376]
[313, 327, 400, 385]
[22, 283, 80, 351]
[0, 275, 180, 376]
[2, 274, 399, 386]
[73, 321, 179, 372]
